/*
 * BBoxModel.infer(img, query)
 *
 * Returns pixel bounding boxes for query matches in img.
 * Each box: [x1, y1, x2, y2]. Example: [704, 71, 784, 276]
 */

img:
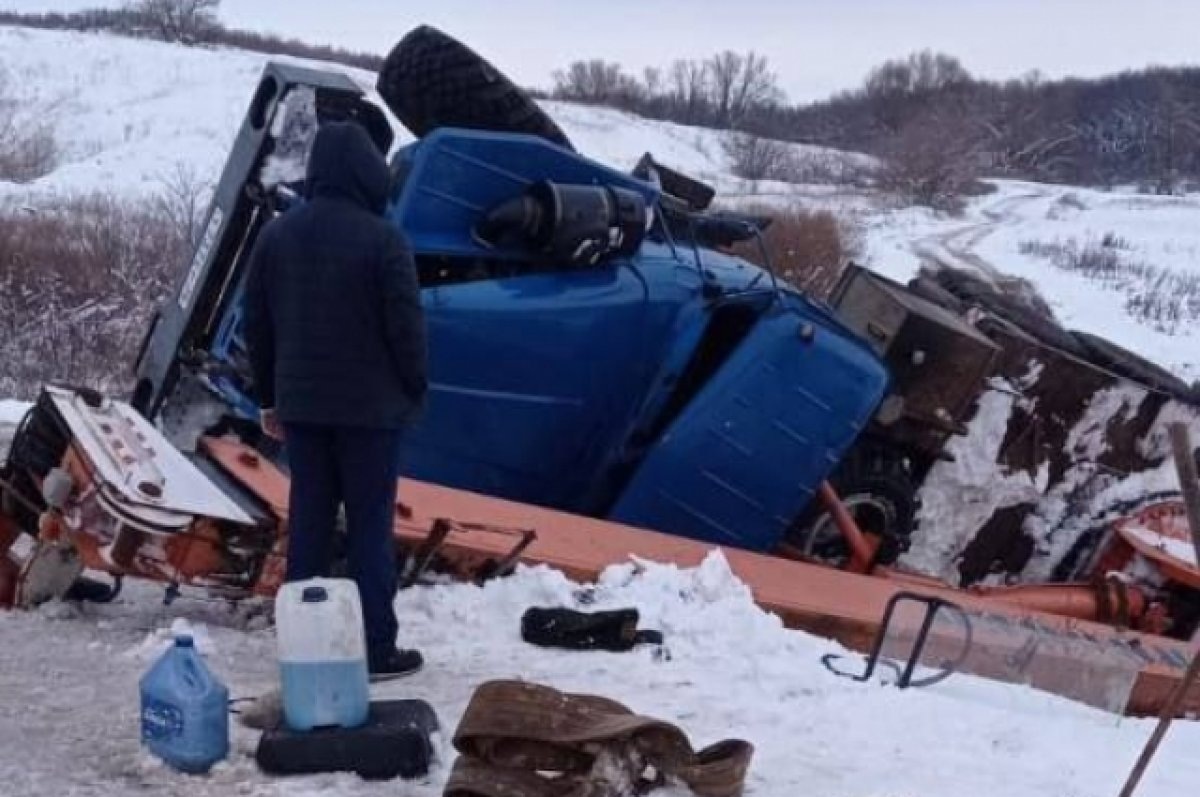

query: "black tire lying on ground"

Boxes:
[377, 26, 574, 151]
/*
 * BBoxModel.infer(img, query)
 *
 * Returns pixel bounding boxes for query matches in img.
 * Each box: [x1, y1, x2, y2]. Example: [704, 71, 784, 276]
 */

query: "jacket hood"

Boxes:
[305, 121, 391, 214]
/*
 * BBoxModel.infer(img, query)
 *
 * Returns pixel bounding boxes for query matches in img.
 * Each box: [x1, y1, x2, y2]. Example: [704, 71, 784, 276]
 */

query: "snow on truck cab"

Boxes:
[128, 43, 900, 560]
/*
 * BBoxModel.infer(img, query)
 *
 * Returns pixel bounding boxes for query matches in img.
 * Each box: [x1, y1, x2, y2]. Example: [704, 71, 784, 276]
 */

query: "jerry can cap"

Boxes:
[302, 586, 328, 603]
[175, 634, 194, 647]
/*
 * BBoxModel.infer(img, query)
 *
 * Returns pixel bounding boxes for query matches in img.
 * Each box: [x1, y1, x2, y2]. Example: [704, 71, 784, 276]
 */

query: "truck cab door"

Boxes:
[403, 263, 655, 510]
[386, 127, 669, 511]
[609, 296, 889, 551]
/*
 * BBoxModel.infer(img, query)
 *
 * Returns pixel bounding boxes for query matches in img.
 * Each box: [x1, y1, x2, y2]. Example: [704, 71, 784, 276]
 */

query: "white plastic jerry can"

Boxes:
[275, 578, 370, 731]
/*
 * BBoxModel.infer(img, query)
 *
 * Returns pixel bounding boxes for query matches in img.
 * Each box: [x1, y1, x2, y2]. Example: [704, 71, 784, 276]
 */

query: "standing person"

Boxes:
[243, 121, 428, 680]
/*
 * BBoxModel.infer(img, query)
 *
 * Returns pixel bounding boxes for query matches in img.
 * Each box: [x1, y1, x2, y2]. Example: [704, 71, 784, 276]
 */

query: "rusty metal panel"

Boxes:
[831, 266, 999, 450]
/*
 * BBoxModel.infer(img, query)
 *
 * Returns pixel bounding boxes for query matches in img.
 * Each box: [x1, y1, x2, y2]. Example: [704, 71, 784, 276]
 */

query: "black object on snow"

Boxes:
[521, 607, 664, 652]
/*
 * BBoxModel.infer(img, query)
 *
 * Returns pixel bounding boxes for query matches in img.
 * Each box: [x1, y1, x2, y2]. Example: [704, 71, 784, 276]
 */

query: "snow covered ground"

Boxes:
[1, 555, 1198, 797]
[0, 26, 374, 203]
[0, 400, 30, 457]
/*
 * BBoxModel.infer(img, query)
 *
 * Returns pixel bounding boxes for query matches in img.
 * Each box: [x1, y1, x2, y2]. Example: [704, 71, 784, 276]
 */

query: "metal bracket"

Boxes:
[473, 527, 537, 584]
[399, 517, 538, 589]
[821, 591, 973, 689]
[399, 517, 454, 589]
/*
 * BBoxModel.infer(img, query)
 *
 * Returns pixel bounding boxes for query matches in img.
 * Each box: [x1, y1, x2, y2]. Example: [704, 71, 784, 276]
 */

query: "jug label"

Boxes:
[141, 698, 184, 741]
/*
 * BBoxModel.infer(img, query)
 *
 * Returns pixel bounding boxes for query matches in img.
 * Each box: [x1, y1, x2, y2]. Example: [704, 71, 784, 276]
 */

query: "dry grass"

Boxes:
[1019, 233, 1200, 335]
[0, 72, 58, 184]
[730, 206, 861, 299]
[722, 131, 873, 187]
[722, 131, 795, 182]
[0, 194, 193, 398]
[875, 109, 985, 214]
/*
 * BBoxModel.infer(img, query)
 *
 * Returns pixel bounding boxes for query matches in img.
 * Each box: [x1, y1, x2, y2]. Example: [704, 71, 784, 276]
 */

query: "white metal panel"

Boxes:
[46, 387, 254, 525]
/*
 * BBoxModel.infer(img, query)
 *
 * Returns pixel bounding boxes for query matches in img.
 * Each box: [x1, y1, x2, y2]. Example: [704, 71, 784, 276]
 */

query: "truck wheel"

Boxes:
[377, 26, 574, 151]
[785, 451, 917, 567]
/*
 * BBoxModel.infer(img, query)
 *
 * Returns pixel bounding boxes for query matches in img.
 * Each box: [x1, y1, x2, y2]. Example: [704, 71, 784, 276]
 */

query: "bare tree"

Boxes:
[552, 60, 641, 105]
[878, 106, 984, 213]
[864, 50, 972, 133]
[1147, 85, 1200, 194]
[125, 0, 220, 44]
[707, 51, 744, 125]
[722, 130, 795, 182]
[668, 59, 711, 124]
[642, 66, 663, 98]
[866, 50, 971, 97]
[154, 161, 214, 250]
[732, 52, 783, 117]
[706, 51, 782, 127]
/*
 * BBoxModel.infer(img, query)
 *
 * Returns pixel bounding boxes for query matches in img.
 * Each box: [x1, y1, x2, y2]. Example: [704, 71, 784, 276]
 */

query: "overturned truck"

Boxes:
[1, 27, 1198, 713]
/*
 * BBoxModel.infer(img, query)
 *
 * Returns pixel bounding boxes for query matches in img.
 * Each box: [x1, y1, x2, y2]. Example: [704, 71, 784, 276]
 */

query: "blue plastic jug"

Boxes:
[139, 634, 229, 774]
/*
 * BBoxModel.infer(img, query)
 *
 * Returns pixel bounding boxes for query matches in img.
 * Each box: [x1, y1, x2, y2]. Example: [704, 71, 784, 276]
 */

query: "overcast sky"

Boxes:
[9, 1, 1200, 101]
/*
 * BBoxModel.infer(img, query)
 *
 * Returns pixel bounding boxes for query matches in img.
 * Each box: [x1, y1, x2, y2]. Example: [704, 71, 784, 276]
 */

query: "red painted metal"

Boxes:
[1112, 502, 1200, 590]
[966, 581, 1147, 624]
[817, 481, 878, 573]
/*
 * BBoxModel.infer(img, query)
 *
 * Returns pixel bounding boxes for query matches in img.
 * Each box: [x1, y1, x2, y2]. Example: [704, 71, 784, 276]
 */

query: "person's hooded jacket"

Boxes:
[243, 121, 427, 429]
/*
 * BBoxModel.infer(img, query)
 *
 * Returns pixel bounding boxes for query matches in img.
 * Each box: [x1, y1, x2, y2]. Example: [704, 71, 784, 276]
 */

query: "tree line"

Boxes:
[4, 5, 1197, 196]
[553, 50, 1200, 194]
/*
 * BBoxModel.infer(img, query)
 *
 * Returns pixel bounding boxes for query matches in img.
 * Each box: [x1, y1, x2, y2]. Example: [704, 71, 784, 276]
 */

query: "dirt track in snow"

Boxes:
[910, 189, 1050, 279]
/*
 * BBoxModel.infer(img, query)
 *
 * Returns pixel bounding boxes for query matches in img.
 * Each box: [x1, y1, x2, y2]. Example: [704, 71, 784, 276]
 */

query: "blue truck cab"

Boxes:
[133, 64, 889, 556]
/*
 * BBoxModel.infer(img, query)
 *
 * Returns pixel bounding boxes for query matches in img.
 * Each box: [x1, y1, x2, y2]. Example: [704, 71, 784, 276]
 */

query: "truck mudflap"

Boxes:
[608, 300, 889, 551]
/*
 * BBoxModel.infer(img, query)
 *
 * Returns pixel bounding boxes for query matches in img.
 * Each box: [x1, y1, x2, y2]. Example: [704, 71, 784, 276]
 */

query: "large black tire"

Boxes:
[1070, 330, 1193, 401]
[1, 394, 67, 530]
[377, 26, 574, 151]
[784, 448, 918, 567]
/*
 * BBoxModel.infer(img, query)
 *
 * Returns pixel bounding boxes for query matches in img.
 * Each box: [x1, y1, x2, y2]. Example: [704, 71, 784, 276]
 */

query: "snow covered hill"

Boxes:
[0, 26, 863, 202]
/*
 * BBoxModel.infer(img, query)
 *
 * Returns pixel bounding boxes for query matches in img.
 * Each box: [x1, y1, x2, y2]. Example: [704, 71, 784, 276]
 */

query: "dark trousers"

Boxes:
[283, 423, 402, 659]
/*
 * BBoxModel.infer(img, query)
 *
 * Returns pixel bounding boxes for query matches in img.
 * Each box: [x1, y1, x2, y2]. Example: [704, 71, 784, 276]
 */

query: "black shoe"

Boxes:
[368, 648, 424, 682]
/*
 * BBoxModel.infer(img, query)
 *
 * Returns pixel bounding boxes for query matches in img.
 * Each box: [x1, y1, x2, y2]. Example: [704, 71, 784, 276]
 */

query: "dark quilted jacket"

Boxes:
[243, 121, 427, 429]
